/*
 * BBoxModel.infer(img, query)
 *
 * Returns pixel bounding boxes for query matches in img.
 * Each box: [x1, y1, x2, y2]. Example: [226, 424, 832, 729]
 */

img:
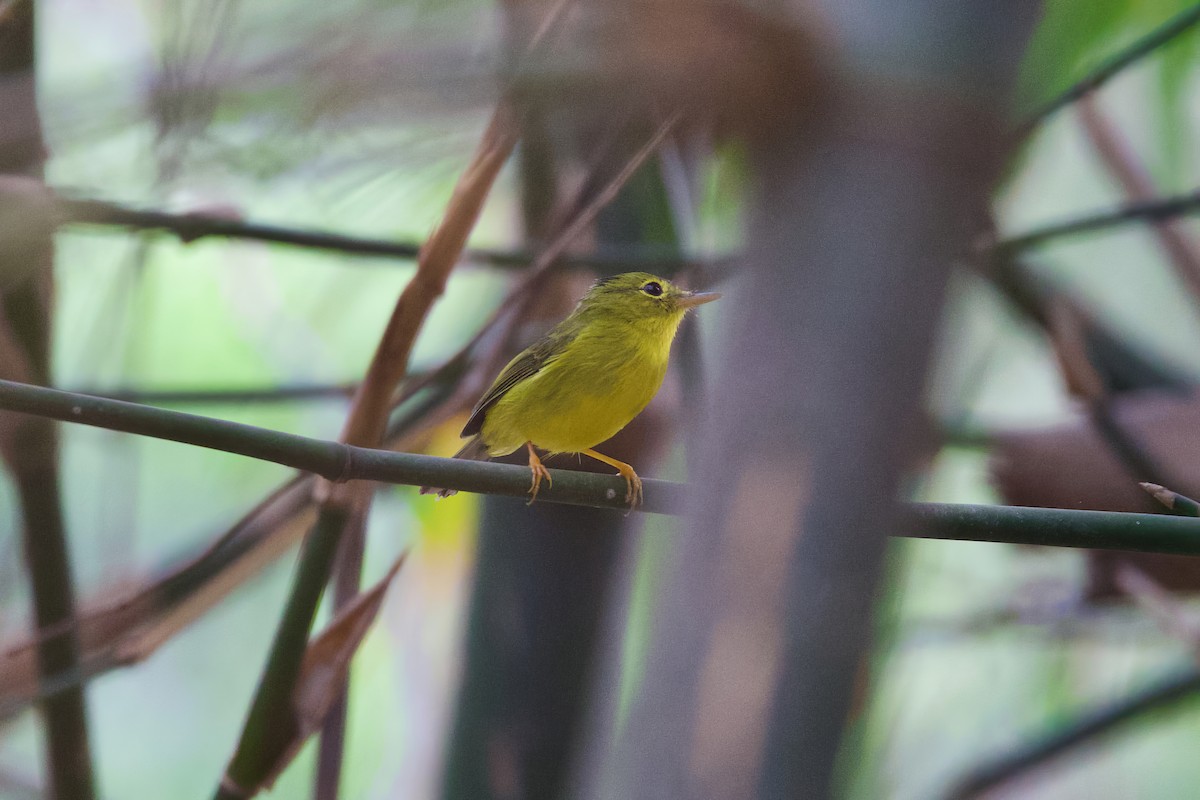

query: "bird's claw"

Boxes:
[527, 461, 552, 505]
[620, 470, 643, 511]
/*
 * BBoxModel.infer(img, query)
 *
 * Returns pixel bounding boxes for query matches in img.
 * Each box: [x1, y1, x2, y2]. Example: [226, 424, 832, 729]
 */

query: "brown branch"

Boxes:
[379, 111, 687, 479]
[0, 176, 713, 275]
[0, 375, 456, 721]
[331, 106, 520, 458]
[224, 6, 602, 791]
[314, 110, 682, 796]
[1077, 94, 1200, 306]
[0, 307, 33, 461]
[0, 113, 691, 753]
[444, 110, 685, 360]
[56, 193, 707, 273]
[0, 5, 96, 798]
[0, 107, 685, 799]
[0, 2, 25, 28]
[215, 101, 520, 799]
[0, 477, 318, 716]
[1141, 482, 1200, 517]
[1046, 299, 1171, 488]
[312, 511, 366, 800]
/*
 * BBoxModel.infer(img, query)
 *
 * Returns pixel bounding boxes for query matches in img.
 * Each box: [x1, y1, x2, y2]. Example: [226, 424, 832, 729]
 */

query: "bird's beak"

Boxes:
[678, 291, 721, 309]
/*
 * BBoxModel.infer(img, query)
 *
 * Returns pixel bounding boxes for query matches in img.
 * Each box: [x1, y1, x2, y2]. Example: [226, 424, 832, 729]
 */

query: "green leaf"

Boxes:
[1017, 0, 1135, 113]
[1153, 16, 1198, 190]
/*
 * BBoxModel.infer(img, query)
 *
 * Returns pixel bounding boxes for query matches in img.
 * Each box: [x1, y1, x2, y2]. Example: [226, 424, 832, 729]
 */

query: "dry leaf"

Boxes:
[256, 554, 406, 790]
[0, 480, 316, 716]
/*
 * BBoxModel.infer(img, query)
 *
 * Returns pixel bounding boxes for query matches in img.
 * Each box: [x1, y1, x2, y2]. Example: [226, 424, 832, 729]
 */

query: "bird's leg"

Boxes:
[581, 448, 642, 509]
[525, 442, 552, 505]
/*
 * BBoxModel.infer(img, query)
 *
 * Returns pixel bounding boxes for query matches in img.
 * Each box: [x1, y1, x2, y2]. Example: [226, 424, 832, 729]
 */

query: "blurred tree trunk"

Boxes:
[439, 142, 678, 800]
[439, 5, 680, 795]
[582, 3, 1041, 799]
[0, 3, 97, 799]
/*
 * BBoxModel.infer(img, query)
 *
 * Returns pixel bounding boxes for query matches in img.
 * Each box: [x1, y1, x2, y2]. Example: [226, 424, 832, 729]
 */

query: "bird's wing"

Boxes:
[461, 328, 571, 437]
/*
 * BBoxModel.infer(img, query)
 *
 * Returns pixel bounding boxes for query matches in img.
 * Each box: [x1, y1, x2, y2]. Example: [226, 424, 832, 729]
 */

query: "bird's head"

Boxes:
[579, 272, 720, 323]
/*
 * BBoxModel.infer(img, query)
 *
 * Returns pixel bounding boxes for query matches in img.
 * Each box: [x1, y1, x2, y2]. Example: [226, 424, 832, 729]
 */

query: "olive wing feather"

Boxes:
[461, 329, 572, 437]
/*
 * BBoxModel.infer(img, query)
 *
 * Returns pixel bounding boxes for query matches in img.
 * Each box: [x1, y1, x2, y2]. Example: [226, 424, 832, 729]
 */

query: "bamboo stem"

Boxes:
[994, 188, 1200, 254]
[944, 666, 1200, 800]
[1014, 3, 1200, 139]
[0, 4, 96, 798]
[7, 379, 1200, 551]
[22, 189, 710, 275]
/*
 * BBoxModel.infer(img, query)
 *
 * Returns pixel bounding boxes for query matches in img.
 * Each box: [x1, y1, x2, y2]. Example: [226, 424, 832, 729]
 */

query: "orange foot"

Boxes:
[582, 448, 643, 510]
[526, 442, 552, 505]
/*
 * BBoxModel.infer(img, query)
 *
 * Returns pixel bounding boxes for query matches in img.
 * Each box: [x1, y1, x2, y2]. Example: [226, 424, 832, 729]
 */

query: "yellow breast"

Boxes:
[479, 317, 676, 456]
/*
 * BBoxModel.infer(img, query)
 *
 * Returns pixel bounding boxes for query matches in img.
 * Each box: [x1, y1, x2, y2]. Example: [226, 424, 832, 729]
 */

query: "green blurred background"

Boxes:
[4, 1, 1200, 797]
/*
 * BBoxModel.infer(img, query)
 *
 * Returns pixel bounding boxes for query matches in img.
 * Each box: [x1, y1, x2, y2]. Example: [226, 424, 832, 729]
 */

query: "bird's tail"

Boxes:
[419, 436, 491, 498]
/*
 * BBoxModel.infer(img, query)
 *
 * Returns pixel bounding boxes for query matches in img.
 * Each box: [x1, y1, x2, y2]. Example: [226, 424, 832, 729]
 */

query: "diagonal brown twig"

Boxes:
[1078, 94, 1200, 307]
[1116, 563, 1200, 650]
[0, 107, 684, 746]
[215, 101, 520, 799]
[1014, 4, 1200, 140]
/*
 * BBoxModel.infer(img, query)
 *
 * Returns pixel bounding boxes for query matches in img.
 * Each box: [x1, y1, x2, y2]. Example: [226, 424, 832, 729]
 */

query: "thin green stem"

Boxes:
[215, 506, 349, 800]
[1015, 3, 1200, 138]
[1142, 482, 1200, 517]
[312, 512, 366, 800]
[944, 666, 1200, 800]
[994, 188, 1200, 254]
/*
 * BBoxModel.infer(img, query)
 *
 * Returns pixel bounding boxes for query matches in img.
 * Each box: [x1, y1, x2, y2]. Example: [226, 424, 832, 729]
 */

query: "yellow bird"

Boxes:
[422, 272, 719, 506]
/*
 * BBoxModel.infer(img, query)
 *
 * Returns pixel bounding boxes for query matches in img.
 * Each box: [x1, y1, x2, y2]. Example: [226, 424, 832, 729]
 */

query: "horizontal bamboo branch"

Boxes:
[2, 379, 1200, 552]
[32, 183, 1200, 278]
[69, 382, 359, 406]
[52, 194, 708, 275]
[0, 379, 685, 513]
[907, 502, 1200, 554]
[73, 184, 1200, 276]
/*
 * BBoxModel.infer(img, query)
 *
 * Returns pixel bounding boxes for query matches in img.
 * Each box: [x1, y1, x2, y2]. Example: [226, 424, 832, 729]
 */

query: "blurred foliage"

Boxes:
[3, 0, 1200, 798]
[1018, 0, 1200, 184]
[1017, 0, 1135, 111]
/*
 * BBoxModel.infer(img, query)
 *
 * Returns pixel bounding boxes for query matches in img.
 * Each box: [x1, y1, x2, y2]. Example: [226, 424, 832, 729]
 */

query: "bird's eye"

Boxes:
[641, 281, 663, 297]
